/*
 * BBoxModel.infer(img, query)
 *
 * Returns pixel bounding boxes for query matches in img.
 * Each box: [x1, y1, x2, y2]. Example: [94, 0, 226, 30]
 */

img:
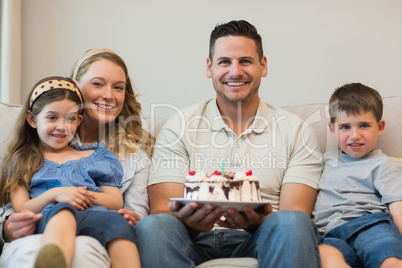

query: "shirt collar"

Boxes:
[206, 99, 269, 134]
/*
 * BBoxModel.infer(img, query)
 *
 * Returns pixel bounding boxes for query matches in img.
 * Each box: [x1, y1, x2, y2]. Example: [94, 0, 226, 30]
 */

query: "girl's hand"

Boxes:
[53, 186, 97, 210]
[118, 209, 142, 227]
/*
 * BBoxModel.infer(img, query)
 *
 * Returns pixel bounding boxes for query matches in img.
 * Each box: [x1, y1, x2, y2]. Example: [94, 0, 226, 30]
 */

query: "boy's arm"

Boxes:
[389, 200, 402, 233]
[89, 186, 123, 210]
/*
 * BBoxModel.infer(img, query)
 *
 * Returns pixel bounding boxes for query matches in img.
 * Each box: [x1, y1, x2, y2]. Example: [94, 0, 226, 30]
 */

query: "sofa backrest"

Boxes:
[284, 95, 402, 157]
[0, 102, 23, 156]
[1, 95, 402, 158]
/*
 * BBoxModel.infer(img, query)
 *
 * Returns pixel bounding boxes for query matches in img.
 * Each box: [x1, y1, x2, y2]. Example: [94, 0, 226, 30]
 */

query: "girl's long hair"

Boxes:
[72, 49, 154, 159]
[0, 77, 82, 206]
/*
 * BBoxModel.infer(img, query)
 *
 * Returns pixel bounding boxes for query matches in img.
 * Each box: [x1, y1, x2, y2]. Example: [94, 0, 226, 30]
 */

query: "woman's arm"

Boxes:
[89, 186, 123, 210]
[121, 151, 150, 217]
[3, 210, 42, 242]
[117, 150, 150, 226]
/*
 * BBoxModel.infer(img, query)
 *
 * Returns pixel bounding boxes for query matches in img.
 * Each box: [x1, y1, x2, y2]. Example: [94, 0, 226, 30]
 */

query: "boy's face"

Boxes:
[329, 110, 385, 158]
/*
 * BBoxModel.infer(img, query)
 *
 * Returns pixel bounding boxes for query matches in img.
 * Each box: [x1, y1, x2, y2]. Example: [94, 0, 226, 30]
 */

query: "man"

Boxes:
[135, 20, 323, 267]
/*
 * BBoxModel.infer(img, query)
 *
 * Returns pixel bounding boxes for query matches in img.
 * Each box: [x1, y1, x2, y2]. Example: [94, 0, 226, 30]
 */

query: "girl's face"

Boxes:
[76, 59, 126, 127]
[27, 99, 82, 153]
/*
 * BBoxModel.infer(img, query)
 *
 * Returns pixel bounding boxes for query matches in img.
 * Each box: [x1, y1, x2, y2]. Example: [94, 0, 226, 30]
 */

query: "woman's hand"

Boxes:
[4, 210, 42, 241]
[53, 186, 97, 210]
[118, 209, 142, 227]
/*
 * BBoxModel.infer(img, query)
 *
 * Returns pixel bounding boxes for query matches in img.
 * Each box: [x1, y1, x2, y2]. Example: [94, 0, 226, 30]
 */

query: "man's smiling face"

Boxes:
[206, 36, 267, 104]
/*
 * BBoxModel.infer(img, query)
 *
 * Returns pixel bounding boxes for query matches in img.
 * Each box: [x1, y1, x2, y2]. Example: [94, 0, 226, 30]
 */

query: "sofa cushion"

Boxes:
[375, 96, 402, 157]
[283, 95, 402, 158]
[0, 102, 22, 155]
[196, 257, 258, 268]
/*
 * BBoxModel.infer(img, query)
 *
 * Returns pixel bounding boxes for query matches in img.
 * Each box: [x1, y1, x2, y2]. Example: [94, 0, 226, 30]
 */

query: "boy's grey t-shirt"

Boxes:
[313, 149, 402, 235]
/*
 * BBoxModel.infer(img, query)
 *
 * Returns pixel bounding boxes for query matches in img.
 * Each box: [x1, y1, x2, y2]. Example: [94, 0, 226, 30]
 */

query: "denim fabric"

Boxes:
[320, 212, 402, 268]
[36, 202, 136, 247]
[135, 210, 320, 268]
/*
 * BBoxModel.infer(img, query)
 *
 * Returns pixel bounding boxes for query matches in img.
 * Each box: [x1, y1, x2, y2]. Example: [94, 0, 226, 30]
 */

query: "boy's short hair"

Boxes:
[329, 83, 383, 123]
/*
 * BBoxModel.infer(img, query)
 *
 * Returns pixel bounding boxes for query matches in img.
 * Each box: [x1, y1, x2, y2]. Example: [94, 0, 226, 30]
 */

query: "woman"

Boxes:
[0, 48, 153, 268]
[72, 48, 152, 221]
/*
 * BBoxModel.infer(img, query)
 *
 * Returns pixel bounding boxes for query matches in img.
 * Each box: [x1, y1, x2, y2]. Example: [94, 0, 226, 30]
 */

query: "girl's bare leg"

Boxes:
[35, 209, 77, 267]
[108, 238, 141, 268]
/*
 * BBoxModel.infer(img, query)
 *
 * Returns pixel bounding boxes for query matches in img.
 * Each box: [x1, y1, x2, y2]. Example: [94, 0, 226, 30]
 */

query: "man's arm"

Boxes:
[149, 182, 183, 215]
[216, 183, 315, 232]
[279, 183, 318, 216]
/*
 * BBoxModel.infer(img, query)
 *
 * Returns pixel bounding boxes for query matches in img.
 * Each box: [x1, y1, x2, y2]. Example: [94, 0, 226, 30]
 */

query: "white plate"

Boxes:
[170, 198, 270, 211]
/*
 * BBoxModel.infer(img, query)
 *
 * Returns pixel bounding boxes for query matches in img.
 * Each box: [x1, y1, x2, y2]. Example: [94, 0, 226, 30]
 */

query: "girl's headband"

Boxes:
[71, 48, 116, 80]
[29, 78, 83, 109]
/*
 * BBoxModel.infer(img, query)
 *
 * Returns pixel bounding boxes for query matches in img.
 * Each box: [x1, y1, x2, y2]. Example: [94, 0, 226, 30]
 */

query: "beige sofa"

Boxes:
[1, 95, 402, 267]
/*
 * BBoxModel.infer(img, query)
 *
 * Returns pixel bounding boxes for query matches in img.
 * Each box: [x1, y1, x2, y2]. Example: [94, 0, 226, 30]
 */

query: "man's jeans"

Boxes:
[135, 210, 320, 267]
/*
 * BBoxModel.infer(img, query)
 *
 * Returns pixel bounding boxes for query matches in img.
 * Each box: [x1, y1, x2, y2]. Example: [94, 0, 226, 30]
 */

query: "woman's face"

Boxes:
[76, 59, 126, 126]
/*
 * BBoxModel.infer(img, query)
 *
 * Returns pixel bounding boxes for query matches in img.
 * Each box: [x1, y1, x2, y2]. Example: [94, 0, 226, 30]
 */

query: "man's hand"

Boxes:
[119, 209, 142, 227]
[168, 200, 223, 237]
[216, 204, 273, 232]
[4, 210, 42, 241]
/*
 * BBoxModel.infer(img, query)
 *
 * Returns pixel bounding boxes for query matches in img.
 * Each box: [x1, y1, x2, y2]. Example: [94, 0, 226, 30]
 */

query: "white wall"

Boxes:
[21, 0, 402, 117]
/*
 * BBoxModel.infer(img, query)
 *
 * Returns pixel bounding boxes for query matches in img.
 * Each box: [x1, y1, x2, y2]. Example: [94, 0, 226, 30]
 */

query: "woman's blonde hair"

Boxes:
[0, 77, 82, 206]
[71, 49, 154, 159]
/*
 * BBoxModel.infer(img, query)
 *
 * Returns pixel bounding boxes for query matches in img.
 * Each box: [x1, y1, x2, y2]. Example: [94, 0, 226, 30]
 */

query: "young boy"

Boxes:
[314, 83, 402, 268]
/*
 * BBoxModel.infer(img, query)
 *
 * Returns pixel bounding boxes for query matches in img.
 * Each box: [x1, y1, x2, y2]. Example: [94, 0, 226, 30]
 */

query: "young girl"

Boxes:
[0, 76, 140, 268]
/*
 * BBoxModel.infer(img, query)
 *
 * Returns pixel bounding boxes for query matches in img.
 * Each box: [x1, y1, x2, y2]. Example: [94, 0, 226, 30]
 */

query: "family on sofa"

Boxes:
[1, 20, 402, 268]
